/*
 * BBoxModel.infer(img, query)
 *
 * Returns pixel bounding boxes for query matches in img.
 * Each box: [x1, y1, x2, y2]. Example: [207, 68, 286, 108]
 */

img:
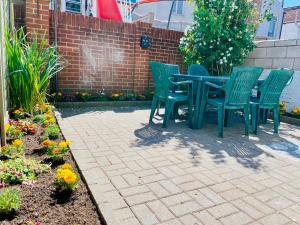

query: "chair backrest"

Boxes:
[149, 61, 173, 99]
[164, 63, 180, 78]
[224, 66, 263, 106]
[259, 69, 294, 107]
[188, 64, 210, 76]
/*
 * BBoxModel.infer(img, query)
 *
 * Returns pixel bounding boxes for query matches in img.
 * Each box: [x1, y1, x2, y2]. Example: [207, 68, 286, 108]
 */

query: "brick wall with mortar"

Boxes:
[48, 12, 183, 94]
[25, 0, 49, 45]
[244, 39, 300, 111]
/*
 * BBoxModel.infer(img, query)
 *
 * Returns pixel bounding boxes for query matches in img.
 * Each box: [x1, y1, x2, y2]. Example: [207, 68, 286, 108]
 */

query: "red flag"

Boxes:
[97, 0, 122, 22]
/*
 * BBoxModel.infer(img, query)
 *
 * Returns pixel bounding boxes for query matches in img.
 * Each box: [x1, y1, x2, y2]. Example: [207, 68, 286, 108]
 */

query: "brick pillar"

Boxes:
[133, 22, 152, 94]
[25, 0, 49, 45]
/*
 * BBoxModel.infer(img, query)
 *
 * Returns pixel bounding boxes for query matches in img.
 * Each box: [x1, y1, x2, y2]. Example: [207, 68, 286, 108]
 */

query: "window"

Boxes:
[66, 0, 81, 13]
[172, 1, 184, 15]
[268, 16, 277, 37]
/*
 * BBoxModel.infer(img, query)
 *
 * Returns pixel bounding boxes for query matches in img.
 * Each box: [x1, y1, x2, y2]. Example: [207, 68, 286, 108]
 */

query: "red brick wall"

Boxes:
[25, 0, 49, 44]
[284, 8, 300, 24]
[48, 11, 184, 94]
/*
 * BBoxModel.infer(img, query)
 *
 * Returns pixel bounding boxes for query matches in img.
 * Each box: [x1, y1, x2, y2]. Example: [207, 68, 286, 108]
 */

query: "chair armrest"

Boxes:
[169, 77, 192, 85]
[205, 81, 224, 90]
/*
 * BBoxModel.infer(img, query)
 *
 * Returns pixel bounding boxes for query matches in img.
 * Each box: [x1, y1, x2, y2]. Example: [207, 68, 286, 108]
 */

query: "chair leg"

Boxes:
[274, 105, 279, 133]
[244, 106, 250, 136]
[225, 109, 233, 127]
[149, 97, 159, 123]
[156, 102, 160, 116]
[217, 106, 225, 138]
[251, 104, 259, 134]
[163, 101, 174, 128]
[172, 103, 179, 120]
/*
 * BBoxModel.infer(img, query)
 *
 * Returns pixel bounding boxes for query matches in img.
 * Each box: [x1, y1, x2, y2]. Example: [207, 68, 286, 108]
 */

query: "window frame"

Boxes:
[65, 0, 81, 14]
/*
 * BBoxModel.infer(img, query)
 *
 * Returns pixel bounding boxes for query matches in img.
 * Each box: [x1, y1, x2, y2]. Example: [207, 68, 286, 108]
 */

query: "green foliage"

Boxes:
[0, 188, 20, 214]
[179, 0, 272, 75]
[45, 124, 60, 140]
[5, 27, 64, 114]
[33, 114, 46, 123]
[0, 158, 49, 184]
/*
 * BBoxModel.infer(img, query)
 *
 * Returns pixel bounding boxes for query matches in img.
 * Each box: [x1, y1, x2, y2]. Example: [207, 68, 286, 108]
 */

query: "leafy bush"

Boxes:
[33, 114, 46, 123]
[45, 124, 60, 140]
[55, 163, 78, 191]
[5, 28, 64, 114]
[179, 0, 272, 75]
[0, 158, 49, 184]
[0, 188, 20, 214]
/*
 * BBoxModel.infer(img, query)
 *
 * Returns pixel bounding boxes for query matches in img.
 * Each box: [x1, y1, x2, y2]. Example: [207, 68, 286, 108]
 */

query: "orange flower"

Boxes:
[52, 148, 61, 154]
[42, 139, 51, 146]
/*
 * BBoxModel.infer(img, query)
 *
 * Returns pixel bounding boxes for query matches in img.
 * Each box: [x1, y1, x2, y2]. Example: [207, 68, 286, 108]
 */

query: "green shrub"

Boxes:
[45, 124, 60, 140]
[33, 114, 46, 123]
[179, 0, 272, 75]
[5, 27, 64, 114]
[0, 188, 20, 214]
[0, 158, 49, 184]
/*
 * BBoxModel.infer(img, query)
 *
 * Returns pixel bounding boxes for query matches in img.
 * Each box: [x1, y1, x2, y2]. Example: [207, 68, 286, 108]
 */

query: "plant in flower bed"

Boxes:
[5, 28, 64, 114]
[6, 120, 37, 139]
[50, 92, 63, 102]
[43, 140, 71, 161]
[0, 139, 24, 159]
[55, 163, 78, 191]
[292, 106, 300, 118]
[75, 92, 92, 102]
[44, 124, 60, 140]
[0, 188, 21, 215]
[0, 158, 49, 184]
[11, 108, 26, 120]
[22, 216, 42, 225]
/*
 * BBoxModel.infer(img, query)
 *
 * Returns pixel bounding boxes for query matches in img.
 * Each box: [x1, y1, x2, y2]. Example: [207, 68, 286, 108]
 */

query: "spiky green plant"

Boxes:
[5, 27, 64, 114]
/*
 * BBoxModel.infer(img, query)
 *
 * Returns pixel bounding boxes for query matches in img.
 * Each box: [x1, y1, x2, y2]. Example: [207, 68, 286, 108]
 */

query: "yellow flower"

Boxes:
[63, 170, 77, 184]
[1, 145, 7, 152]
[62, 163, 72, 170]
[52, 148, 61, 154]
[59, 141, 68, 149]
[57, 92, 62, 96]
[51, 93, 57, 97]
[5, 123, 10, 132]
[65, 140, 72, 146]
[14, 110, 21, 114]
[111, 93, 120, 97]
[12, 139, 23, 147]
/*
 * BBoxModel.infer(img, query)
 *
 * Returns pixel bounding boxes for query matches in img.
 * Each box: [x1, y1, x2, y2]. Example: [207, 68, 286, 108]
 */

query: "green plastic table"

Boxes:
[173, 74, 265, 129]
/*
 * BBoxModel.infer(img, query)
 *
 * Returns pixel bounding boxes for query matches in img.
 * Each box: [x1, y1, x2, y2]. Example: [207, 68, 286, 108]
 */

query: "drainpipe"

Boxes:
[54, 0, 59, 92]
[279, 0, 284, 39]
[167, 0, 175, 29]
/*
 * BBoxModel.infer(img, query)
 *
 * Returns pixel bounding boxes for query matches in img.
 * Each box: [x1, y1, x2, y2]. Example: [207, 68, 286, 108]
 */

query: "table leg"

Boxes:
[197, 81, 207, 129]
[191, 80, 202, 129]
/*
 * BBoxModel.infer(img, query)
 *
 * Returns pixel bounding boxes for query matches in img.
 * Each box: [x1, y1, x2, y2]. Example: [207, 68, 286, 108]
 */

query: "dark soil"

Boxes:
[0, 121, 102, 225]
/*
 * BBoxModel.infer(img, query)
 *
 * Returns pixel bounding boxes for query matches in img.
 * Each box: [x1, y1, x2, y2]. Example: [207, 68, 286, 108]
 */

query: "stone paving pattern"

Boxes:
[56, 107, 300, 225]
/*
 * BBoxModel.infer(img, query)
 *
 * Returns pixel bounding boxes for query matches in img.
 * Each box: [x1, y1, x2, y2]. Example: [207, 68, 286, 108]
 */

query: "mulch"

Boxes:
[0, 120, 102, 225]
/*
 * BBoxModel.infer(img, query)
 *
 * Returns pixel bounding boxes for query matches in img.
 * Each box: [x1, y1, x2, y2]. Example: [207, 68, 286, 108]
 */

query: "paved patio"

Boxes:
[56, 107, 300, 225]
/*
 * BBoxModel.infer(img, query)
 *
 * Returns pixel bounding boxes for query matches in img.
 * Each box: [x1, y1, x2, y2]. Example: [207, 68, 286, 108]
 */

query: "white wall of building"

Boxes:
[256, 0, 284, 39]
[281, 23, 300, 40]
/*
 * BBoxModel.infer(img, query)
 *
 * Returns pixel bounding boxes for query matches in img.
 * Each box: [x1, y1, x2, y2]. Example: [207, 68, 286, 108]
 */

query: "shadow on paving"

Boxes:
[133, 111, 299, 170]
[57, 106, 149, 118]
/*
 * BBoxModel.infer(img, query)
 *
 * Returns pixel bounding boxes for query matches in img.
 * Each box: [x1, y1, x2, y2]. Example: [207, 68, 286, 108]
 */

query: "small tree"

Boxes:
[180, 0, 272, 75]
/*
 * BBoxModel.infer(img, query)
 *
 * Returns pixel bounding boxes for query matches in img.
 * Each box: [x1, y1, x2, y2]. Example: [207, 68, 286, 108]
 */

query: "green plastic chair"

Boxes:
[251, 69, 294, 134]
[188, 64, 210, 95]
[203, 66, 263, 137]
[149, 61, 193, 128]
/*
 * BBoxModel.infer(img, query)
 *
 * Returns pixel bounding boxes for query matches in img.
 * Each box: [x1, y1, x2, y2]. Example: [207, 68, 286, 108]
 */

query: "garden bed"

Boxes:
[55, 100, 152, 108]
[0, 109, 102, 225]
